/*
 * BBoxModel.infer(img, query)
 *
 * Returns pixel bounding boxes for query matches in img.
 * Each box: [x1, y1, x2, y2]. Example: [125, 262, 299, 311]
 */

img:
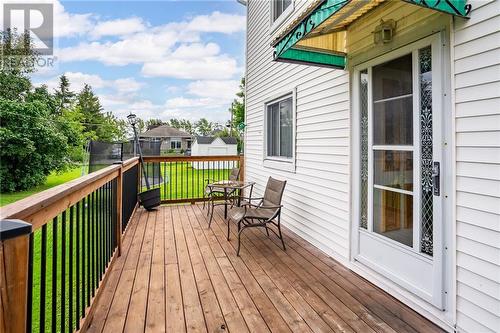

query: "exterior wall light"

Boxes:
[373, 19, 396, 45]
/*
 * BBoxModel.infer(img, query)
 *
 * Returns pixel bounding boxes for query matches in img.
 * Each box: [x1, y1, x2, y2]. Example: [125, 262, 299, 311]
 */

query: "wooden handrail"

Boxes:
[0, 158, 139, 231]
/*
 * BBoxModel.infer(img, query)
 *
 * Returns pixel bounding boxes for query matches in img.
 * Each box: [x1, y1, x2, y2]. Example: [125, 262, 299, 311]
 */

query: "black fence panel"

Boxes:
[122, 164, 138, 230]
[88, 141, 123, 173]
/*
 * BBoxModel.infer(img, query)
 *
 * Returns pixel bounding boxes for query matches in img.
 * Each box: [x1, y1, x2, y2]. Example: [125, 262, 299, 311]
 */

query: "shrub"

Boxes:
[0, 98, 69, 192]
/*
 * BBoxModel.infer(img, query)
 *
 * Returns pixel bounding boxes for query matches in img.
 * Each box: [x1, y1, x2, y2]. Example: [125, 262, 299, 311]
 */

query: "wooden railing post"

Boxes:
[239, 154, 245, 182]
[0, 220, 32, 333]
[114, 162, 123, 256]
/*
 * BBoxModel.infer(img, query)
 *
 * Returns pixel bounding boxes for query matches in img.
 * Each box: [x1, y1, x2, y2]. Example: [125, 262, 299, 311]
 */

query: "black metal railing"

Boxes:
[26, 180, 117, 333]
[0, 158, 140, 333]
[141, 155, 243, 203]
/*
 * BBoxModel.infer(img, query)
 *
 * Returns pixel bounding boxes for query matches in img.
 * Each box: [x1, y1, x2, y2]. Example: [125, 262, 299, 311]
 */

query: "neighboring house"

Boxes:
[192, 136, 238, 169]
[243, 1, 499, 332]
[138, 125, 193, 153]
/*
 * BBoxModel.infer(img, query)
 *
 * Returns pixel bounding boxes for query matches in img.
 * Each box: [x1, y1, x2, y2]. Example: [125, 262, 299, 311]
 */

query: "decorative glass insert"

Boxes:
[419, 46, 433, 256]
[360, 70, 368, 229]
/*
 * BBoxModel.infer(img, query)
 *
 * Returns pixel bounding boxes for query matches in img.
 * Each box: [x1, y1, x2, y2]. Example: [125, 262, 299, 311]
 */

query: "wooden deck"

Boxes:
[86, 204, 443, 333]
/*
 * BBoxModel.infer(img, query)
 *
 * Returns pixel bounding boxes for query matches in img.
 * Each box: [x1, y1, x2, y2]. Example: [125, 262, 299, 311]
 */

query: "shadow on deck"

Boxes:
[86, 204, 443, 333]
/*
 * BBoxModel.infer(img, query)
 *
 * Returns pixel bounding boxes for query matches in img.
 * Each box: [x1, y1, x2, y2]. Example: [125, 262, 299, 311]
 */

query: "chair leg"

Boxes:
[237, 224, 245, 256]
[208, 200, 214, 228]
[227, 218, 230, 241]
[277, 218, 286, 251]
[265, 225, 270, 237]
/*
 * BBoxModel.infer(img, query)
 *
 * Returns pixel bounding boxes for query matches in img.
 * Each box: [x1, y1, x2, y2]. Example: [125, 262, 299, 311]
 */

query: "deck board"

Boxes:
[86, 204, 444, 333]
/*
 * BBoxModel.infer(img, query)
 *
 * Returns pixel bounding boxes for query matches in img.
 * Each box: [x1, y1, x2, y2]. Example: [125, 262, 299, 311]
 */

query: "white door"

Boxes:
[352, 34, 447, 308]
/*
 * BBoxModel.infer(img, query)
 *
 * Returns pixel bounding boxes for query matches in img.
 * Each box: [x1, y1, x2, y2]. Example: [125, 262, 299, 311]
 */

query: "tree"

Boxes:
[227, 77, 245, 152]
[146, 118, 164, 130]
[169, 118, 181, 129]
[54, 74, 75, 112]
[180, 119, 195, 134]
[0, 98, 70, 192]
[195, 118, 214, 136]
[0, 29, 34, 102]
[229, 77, 245, 134]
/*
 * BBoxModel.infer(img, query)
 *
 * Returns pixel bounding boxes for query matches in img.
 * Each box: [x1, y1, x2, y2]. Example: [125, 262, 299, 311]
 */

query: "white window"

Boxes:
[270, 0, 293, 32]
[272, 0, 292, 21]
[265, 94, 293, 159]
[170, 138, 181, 149]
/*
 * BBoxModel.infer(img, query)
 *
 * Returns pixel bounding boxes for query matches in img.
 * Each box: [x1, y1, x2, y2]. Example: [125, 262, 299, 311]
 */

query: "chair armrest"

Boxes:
[258, 205, 283, 210]
[239, 197, 264, 202]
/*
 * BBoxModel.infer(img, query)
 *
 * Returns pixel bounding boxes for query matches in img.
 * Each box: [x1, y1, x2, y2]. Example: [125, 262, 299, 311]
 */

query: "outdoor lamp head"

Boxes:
[127, 113, 137, 126]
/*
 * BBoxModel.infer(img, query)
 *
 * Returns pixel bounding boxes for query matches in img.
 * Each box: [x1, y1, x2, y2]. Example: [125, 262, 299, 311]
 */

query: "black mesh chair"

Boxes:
[227, 177, 287, 256]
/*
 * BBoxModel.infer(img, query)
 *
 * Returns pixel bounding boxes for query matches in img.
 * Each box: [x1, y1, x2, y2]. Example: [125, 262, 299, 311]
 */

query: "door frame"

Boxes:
[350, 32, 451, 309]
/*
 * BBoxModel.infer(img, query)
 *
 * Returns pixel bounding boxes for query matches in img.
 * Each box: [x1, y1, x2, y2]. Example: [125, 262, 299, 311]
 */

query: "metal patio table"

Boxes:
[207, 180, 255, 220]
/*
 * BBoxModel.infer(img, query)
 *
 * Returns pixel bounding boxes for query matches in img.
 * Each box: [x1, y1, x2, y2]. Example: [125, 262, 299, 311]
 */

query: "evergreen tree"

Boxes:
[54, 74, 75, 113]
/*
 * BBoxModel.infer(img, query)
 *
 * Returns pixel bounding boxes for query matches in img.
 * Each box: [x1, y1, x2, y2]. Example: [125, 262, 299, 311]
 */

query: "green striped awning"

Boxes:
[272, 0, 471, 69]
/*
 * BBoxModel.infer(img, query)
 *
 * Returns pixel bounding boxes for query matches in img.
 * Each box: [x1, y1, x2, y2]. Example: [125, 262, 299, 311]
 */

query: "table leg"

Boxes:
[224, 188, 228, 219]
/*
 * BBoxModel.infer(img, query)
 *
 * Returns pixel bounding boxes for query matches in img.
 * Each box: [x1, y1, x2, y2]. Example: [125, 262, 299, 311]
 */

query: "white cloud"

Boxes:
[170, 42, 220, 59]
[42, 72, 105, 92]
[187, 80, 240, 100]
[142, 54, 240, 80]
[52, 1, 93, 38]
[184, 11, 246, 34]
[89, 17, 147, 39]
[113, 78, 145, 94]
[164, 97, 221, 109]
[40, 72, 144, 95]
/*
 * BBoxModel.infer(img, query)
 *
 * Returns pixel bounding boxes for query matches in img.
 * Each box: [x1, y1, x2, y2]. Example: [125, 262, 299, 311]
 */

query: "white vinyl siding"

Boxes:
[453, 1, 500, 332]
[246, 0, 351, 260]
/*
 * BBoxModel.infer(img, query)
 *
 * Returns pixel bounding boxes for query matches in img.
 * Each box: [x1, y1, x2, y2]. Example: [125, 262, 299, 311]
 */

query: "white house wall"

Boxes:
[245, 0, 351, 261]
[453, 1, 500, 332]
[245, 0, 500, 332]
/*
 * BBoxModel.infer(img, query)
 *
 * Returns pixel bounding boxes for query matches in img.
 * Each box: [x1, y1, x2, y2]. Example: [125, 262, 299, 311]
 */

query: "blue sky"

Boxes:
[28, 0, 246, 123]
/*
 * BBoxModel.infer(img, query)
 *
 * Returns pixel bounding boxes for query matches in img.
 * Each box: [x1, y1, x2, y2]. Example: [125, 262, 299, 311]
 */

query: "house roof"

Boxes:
[139, 125, 192, 138]
[195, 136, 238, 145]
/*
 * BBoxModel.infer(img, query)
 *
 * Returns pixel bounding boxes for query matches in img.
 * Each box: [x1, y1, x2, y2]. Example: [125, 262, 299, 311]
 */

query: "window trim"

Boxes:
[170, 138, 182, 150]
[270, 0, 294, 34]
[263, 88, 296, 172]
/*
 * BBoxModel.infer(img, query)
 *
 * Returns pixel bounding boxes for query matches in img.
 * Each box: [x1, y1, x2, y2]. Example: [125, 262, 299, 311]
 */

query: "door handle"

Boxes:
[432, 162, 440, 196]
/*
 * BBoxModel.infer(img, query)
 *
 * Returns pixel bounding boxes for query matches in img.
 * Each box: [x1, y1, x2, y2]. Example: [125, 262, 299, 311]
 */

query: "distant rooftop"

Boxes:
[195, 136, 238, 145]
[139, 125, 192, 138]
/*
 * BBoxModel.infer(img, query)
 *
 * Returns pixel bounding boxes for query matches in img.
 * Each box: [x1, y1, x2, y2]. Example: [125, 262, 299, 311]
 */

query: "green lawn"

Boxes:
[0, 167, 83, 207]
[142, 162, 234, 201]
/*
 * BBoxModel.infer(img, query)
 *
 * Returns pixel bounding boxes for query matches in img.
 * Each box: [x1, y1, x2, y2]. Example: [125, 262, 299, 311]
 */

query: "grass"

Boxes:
[142, 161, 235, 200]
[0, 166, 83, 207]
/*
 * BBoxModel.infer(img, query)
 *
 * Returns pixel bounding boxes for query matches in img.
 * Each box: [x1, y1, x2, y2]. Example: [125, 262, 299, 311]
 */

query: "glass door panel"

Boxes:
[374, 151, 413, 191]
[373, 188, 413, 247]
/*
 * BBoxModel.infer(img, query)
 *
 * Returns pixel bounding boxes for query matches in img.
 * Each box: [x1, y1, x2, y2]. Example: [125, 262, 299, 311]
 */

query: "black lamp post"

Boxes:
[128, 113, 160, 210]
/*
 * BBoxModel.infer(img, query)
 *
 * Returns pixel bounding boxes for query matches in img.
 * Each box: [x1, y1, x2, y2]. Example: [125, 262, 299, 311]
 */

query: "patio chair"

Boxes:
[204, 167, 240, 220]
[227, 177, 287, 256]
